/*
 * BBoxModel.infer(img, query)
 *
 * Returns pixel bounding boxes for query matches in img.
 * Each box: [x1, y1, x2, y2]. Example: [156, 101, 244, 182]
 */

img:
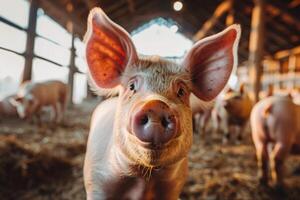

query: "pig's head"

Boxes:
[10, 94, 38, 119]
[222, 83, 253, 118]
[85, 8, 240, 167]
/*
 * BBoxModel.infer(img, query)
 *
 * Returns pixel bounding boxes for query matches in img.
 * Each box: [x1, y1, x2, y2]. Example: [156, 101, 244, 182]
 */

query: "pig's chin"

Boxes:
[119, 129, 189, 167]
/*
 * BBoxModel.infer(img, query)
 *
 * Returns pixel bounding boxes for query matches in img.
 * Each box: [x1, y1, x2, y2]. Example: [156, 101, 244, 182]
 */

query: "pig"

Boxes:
[190, 93, 214, 141]
[0, 95, 18, 119]
[83, 7, 240, 199]
[251, 96, 300, 187]
[220, 83, 253, 143]
[10, 80, 69, 123]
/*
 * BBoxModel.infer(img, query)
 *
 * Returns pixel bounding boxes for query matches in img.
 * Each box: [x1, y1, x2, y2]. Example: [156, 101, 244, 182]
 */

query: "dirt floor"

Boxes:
[1, 98, 300, 200]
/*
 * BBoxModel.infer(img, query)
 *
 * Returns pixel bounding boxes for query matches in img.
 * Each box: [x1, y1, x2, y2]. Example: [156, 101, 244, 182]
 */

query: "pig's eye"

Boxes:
[177, 88, 185, 97]
[129, 83, 135, 90]
[128, 79, 138, 92]
[129, 82, 135, 91]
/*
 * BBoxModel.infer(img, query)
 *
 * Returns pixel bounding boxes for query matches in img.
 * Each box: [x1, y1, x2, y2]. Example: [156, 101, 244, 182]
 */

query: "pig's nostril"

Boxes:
[140, 115, 149, 125]
[161, 116, 169, 128]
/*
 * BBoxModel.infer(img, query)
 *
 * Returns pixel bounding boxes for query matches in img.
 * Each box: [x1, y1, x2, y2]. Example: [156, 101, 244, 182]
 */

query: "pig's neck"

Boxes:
[108, 142, 186, 179]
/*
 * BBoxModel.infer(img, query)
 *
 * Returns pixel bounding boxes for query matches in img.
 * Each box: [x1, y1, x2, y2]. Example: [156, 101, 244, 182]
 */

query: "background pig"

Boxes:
[190, 93, 214, 141]
[220, 84, 253, 143]
[83, 7, 240, 199]
[251, 96, 300, 187]
[11, 80, 69, 123]
[0, 95, 18, 119]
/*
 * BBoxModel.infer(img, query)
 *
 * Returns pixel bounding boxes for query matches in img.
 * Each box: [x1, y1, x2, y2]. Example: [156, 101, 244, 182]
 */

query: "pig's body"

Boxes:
[84, 98, 188, 199]
[0, 95, 18, 118]
[190, 94, 214, 139]
[251, 96, 300, 186]
[221, 86, 253, 143]
[14, 80, 68, 122]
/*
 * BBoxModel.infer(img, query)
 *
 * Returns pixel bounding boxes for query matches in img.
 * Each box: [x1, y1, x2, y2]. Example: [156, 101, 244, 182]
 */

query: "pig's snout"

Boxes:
[131, 100, 178, 147]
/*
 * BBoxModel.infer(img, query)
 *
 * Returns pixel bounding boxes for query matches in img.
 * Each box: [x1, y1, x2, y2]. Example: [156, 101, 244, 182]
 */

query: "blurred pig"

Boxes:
[83, 8, 240, 199]
[190, 93, 214, 141]
[221, 84, 253, 143]
[0, 95, 18, 119]
[251, 96, 300, 187]
[10, 80, 69, 123]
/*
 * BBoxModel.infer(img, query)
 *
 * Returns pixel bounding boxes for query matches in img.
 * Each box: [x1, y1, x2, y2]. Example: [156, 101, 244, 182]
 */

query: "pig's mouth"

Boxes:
[123, 130, 183, 167]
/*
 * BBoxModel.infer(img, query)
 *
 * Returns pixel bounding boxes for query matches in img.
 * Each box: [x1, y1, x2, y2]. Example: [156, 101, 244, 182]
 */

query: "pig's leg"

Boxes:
[238, 121, 249, 142]
[201, 111, 211, 143]
[199, 114, 207, 141]
[255, 142, 269, 185]
[270, 143, 290, 187]
[192, 113, 200, 135]
[52, 103, 60, 123]
[34, 109, 43, 126]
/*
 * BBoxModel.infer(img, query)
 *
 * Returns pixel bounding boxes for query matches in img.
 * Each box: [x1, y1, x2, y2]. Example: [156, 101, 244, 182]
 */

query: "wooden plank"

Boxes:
[226, 0, 234, 26]
[288, 55, 297, 88]
[248, 0, 265, 102]
[68, 27, 76, 105]
[274, 46, 300, 59]
[193, 0, 231, 41]
[38, 0, 84, 36]
[22, 0, 38, 83]
[266, 2, 300, 32]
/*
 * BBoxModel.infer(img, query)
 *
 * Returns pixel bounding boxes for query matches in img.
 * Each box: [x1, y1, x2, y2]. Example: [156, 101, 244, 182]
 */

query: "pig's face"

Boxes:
[115, 58, 193, 166]
[10, 95, 37, 119]
[85, 8, 240, 167]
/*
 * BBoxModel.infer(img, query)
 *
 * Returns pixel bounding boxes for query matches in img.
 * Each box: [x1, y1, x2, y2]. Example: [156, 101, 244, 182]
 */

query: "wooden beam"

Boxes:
[274, 46, 300, 59]
[226, 0, 234, 26]
[193, 0, 231, 41]
[38, 0, 84, 36]
[22, 0, 38, 83]
[266, 3, 300, 32]
[84, 0, 98, 10]
[127, 0, 135, 13]
[248, 0, 265, 102]
[288, 55, 297, 88]
[289, 0, 300, 8]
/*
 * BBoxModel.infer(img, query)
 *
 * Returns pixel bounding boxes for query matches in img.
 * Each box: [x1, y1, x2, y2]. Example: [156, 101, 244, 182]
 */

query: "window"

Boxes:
[0, 0, 29, 28]
[73, 73, 87, 104]
[34, 36, 71, 66]
[0, 22, 27, 53]
[36, 11, 72, 48]
[131, 18, 192, 58]
[32, 58, 69, 83]
[0, 49, 24, 98]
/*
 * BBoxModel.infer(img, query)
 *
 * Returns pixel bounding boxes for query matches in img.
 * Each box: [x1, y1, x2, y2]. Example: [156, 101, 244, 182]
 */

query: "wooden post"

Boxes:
[193, 0, 231, 41]
[288, 55, 297, 88]
[22, 0, 38, 83]
[248, 0, 265, 102]
[226, 0, 234, 26]
[68, 25, 76, 105]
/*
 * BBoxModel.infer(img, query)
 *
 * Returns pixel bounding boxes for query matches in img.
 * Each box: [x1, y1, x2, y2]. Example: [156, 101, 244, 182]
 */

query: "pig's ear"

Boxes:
[85, 7, 138, 89]
[183, 24, 241, 101]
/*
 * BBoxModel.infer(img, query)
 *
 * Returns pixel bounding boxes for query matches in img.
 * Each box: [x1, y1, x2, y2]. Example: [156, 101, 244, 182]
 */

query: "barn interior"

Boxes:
[0, 0, 300, 199]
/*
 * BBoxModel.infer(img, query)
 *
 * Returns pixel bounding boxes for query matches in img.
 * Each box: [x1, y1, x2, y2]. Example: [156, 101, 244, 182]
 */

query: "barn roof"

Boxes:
[37, 0, 300, 62]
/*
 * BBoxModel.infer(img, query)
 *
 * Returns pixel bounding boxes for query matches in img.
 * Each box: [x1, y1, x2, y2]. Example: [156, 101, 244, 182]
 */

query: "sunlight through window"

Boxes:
[131, 18, 192, 58]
